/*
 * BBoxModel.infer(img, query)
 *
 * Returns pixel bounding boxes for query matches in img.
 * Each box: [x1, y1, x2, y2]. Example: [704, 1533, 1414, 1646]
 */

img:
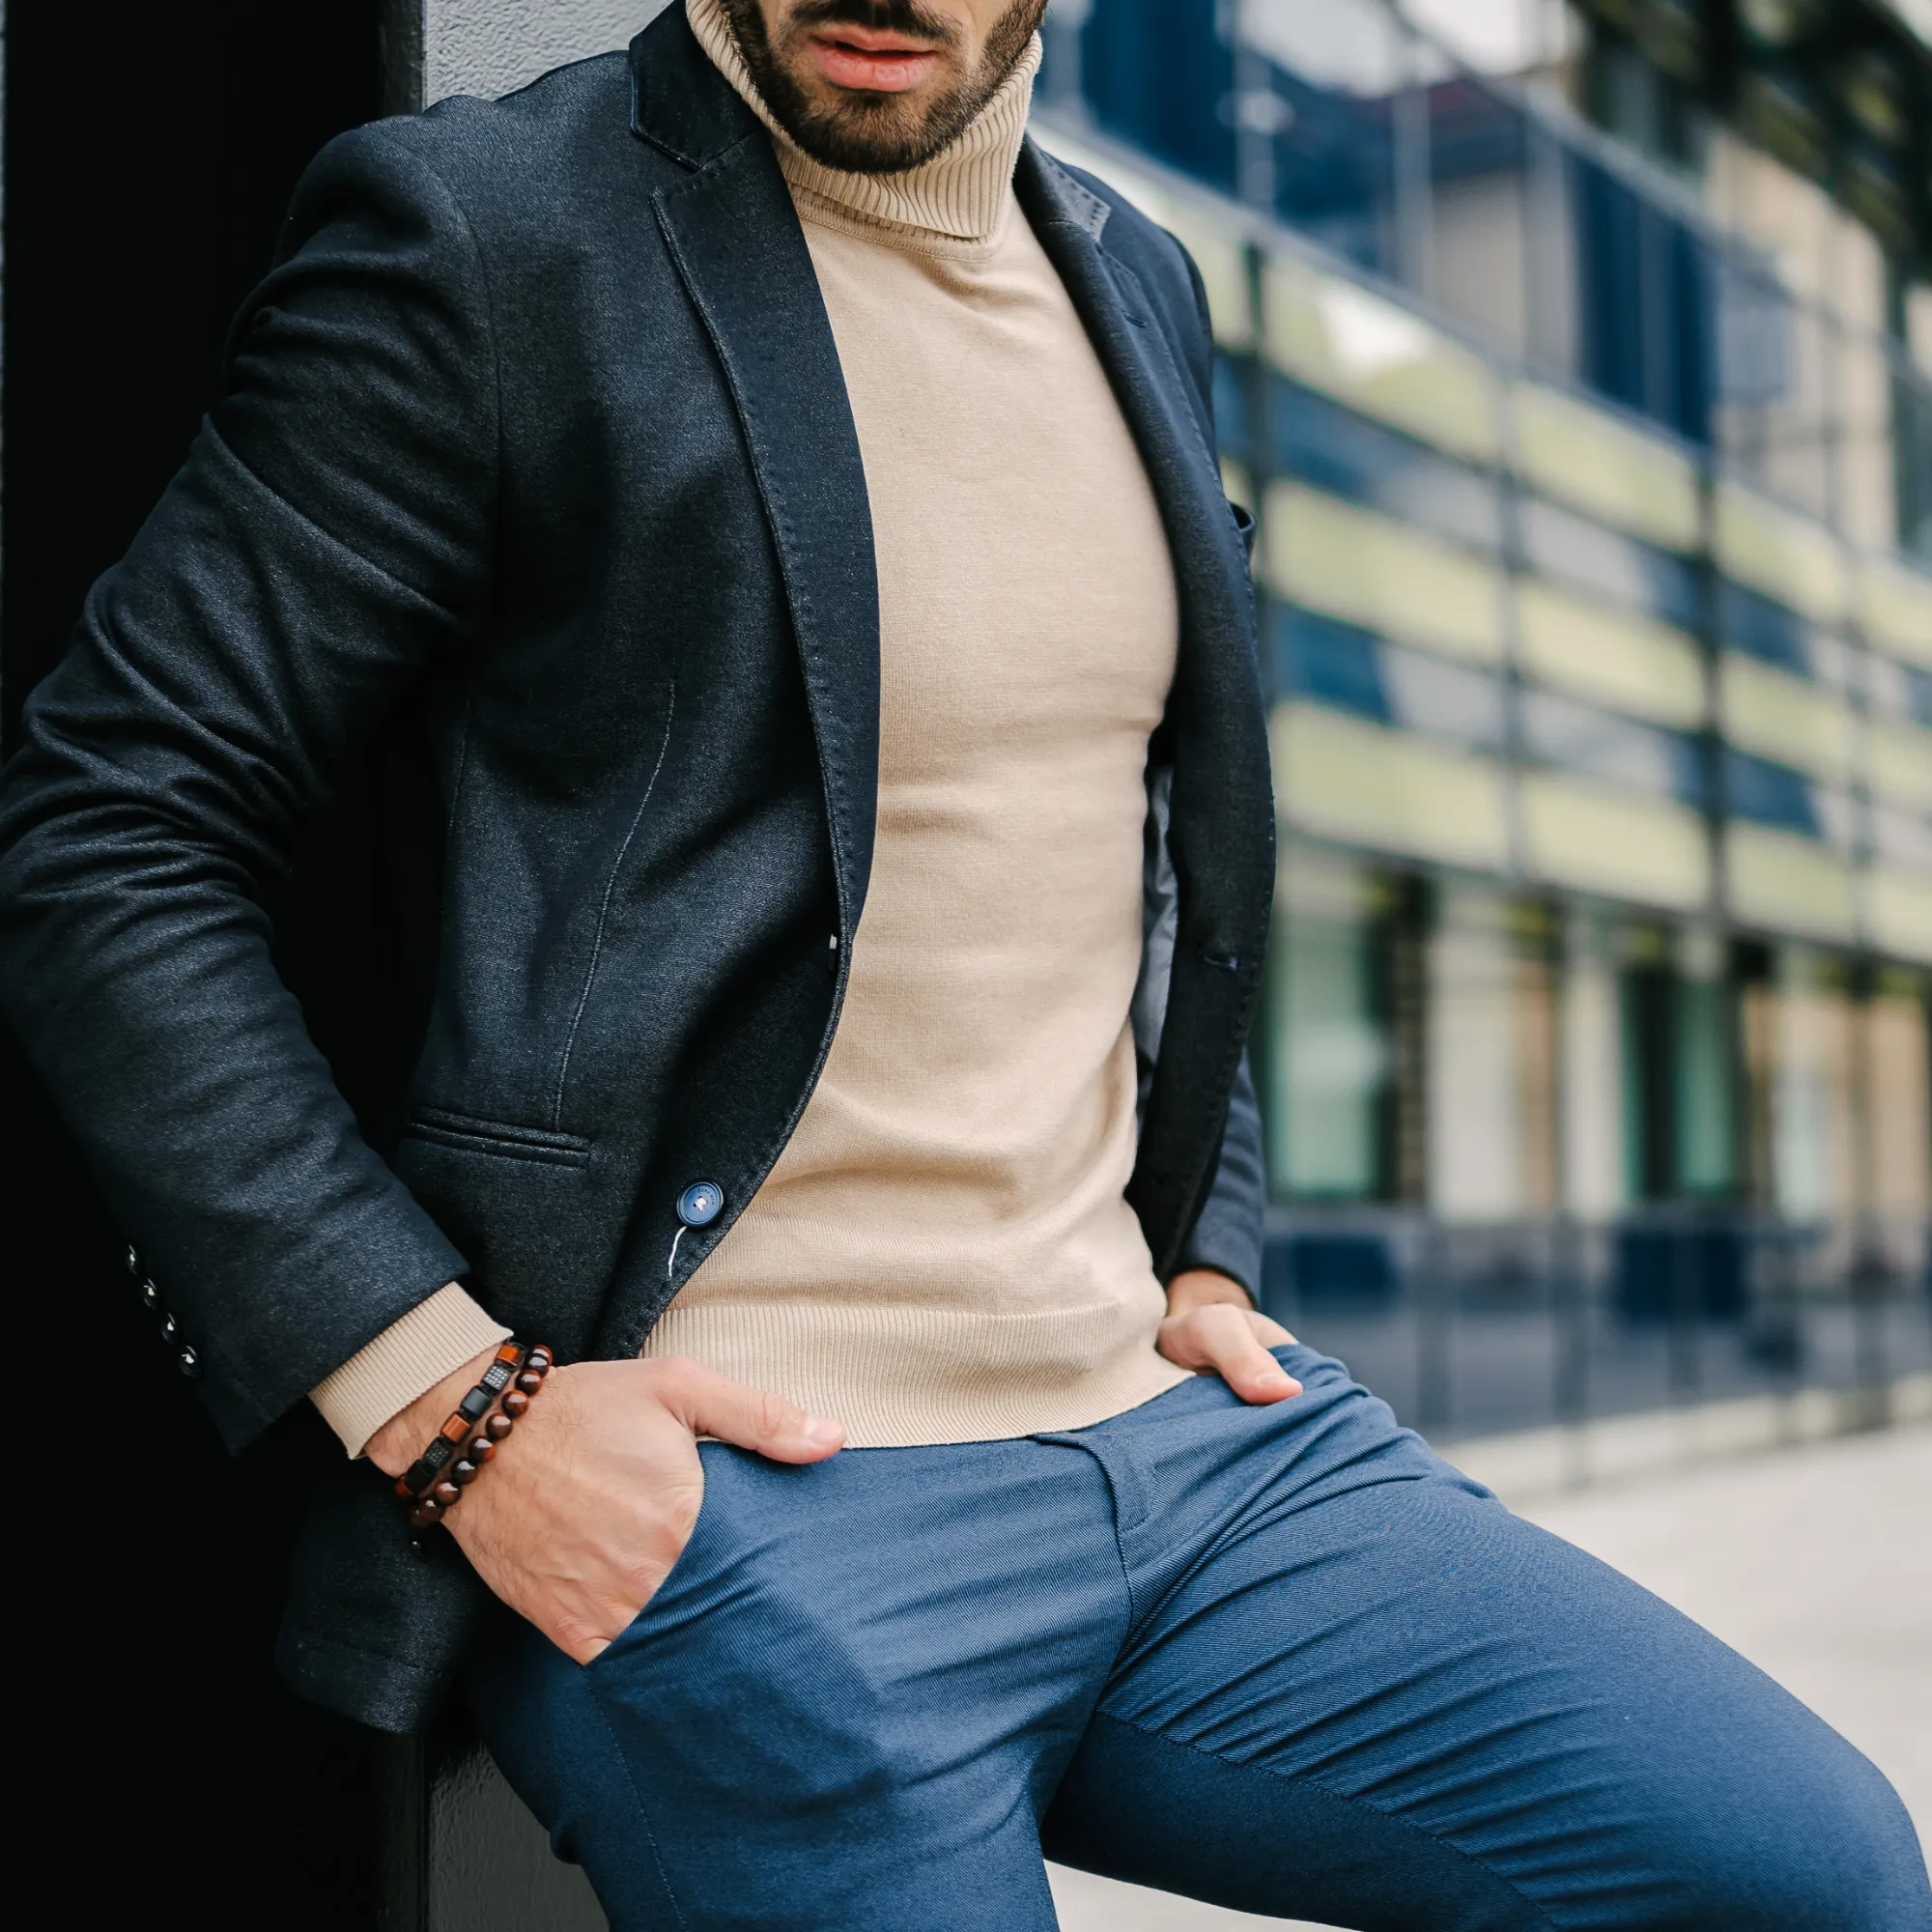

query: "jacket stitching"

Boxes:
[552, 682, 675, 1128]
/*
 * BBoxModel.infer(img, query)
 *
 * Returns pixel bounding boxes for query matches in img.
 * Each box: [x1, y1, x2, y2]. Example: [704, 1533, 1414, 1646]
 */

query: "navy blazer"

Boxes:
[0, 7, 1274, 1730]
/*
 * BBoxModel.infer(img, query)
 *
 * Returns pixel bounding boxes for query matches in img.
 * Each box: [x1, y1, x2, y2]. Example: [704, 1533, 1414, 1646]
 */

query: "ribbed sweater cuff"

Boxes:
[309, 1283, 512, 1459]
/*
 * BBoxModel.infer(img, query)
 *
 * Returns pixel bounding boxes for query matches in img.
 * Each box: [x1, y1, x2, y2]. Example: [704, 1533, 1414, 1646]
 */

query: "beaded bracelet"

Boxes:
[396, 1341, 554, 1533]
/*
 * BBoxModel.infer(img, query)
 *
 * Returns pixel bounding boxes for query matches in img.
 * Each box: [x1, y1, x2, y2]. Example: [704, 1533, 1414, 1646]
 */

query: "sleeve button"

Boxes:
[177, 1346, 202, 1379]
[140, 1280, 164, 1312]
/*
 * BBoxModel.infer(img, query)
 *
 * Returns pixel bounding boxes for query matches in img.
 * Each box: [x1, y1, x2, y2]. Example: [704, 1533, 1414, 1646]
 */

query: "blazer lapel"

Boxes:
[1018, 142, 1275, 1271]
[1015, 143, 1253, 694]
[633, 13, 880, 932]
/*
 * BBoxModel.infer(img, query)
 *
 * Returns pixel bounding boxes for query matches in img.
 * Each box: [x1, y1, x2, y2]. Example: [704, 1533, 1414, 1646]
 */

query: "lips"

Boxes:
[808, 30, 940, 92]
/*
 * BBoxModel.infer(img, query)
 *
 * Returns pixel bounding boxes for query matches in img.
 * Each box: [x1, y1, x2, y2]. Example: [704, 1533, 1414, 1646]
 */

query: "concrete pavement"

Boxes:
[1047, 1422, 1932, 1931]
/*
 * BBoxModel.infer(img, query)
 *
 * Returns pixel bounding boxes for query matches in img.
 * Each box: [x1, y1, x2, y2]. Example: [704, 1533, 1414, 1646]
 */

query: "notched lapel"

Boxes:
[642, 77, 881, 931]
[1021, 145, 1275, 1270]
[1018, 147, 1245, 616]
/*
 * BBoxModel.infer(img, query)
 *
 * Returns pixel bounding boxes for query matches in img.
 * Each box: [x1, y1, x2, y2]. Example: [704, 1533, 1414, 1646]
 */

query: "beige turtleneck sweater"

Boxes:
[312, 0, 1189, 1454]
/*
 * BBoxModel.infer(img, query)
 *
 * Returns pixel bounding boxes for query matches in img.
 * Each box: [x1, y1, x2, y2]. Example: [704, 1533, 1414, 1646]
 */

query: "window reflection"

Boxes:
[1520, 689, 1708, 807]
[1518, 497, 1702, 630]
[1270, 378, 1505, 549]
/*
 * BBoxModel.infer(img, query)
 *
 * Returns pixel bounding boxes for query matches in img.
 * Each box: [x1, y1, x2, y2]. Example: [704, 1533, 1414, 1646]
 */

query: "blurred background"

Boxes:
[1030, 0, 1932, 1467]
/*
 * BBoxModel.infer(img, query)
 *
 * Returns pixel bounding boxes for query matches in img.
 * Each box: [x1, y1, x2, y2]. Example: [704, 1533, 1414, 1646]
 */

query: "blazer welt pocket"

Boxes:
[402, 1107, 591, 1168]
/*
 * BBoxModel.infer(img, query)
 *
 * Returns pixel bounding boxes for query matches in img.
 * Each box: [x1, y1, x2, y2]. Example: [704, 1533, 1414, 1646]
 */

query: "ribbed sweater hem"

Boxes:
[641, 1300, 1194, 1446]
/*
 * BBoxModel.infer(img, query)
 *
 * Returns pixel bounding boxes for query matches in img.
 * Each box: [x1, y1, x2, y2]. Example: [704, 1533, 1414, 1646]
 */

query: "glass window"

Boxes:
[1273, 609, 1389, 722]
[1264, 481, 1506, 663]
[1886, 659, 1932, 727]
[1076, 0, 1236, 195]
[1716, 580, 1815, 677]
[1719, 651, 1854, 779]
[1521, 774, 1712, 909]
[1750, 950, 1857, 1221]
[1272, 702, 1513, 869]
[1859, 558, 1932, 674]
[1517, 496, 1702, 631]
[1515, 579, 1706, 727]
[1859, 650, 1929, 727]
[1862, 976, 1930, 1224]
[1865, 718, 1932, 813]
[1236, 0, 1410, 276]
[1713, 260, 1836, 524]
[1263, 850, 1389, 1200]
[1269, 379, 1505, 550]
[1869, 803, 1932, 874]
[1521, 689, 1709, 806]
[1570, 149, 1714, 445]
[1866, 870, 1932, 965]
[1836, 325, 1897, 554]
[1712, 480, 1849, 630]
[1382, 645, 1509, 748]
[1723, 747, 1820, 836]
[1510, 381, 1701, 550]
[1897, 355, 1932, 567]
[1271, 609, 1507, 750]
[1724, 823, 1858, 942]
[1619, 944, 1740, 1200]
[1427, 883, 1559, 1219]
[1264, 255, 1501, 460]
[1560, 907, 1628, 1219]
[1674, 972, 1740, 1197]
[1424, 75, 1533, 361]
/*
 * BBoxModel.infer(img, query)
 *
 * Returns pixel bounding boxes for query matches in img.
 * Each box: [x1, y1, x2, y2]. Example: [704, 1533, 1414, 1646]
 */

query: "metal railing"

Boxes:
[1261, 1205, 1932, 1445]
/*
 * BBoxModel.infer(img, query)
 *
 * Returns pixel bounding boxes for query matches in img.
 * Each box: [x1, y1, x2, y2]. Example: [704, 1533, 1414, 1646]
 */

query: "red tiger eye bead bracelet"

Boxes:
[397, 1342, 554, 1533]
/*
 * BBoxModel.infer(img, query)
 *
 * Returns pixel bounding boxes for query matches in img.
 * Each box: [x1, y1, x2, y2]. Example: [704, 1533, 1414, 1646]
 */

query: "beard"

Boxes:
[717, 0, 1047, 176]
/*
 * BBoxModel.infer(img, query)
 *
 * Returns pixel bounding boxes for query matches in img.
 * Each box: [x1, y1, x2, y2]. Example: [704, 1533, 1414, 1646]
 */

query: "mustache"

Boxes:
[782, 0, 962, 48]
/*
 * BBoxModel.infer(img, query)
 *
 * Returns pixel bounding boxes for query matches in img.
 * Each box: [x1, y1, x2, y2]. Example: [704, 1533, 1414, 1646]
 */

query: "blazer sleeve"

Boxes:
[0, 121, 500, 1452]
[1167, 231, 1269, 1304]
[1173, 1056, 1266, 1304]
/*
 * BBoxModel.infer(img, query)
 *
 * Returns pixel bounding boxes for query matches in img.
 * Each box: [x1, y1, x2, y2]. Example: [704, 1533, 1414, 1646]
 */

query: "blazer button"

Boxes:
[677, 1181, 724, 1228]
[177, 1346, 202, 1379]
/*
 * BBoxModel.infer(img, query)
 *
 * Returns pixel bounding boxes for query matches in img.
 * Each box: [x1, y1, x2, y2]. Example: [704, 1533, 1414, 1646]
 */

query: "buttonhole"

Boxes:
[1123, 312, 1148, 328]
[1200, 949, 1241, 973]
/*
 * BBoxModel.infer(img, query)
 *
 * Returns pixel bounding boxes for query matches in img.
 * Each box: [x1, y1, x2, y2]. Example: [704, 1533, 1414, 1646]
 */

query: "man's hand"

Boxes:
[367, 1352, 844, 1663]
[1157, 1268, 1301, 1405]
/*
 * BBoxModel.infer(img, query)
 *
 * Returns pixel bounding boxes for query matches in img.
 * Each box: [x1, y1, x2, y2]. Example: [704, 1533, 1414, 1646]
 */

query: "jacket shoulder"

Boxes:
[1031, 149, 1215, 409]
[1039, 156, 1207, 319]
[309, 48, 669, 237]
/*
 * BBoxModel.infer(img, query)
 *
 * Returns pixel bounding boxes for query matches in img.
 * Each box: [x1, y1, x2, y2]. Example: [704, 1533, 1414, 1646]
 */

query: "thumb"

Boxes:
[655, 1359, 845, 1463]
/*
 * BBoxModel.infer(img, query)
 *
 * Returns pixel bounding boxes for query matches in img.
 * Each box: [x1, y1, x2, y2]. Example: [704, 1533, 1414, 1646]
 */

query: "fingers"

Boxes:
[1165, 1303, 1302, 1406]
[651, 1357, 845, 1462]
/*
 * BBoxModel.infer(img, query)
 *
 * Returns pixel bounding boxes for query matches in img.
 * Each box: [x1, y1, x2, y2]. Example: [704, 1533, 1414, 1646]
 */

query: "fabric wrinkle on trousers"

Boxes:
[469, 1346, 1932, 1932]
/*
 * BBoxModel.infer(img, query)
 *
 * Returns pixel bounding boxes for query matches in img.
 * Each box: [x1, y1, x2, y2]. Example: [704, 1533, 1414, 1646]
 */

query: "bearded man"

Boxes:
[1, 2, 1924, 1927]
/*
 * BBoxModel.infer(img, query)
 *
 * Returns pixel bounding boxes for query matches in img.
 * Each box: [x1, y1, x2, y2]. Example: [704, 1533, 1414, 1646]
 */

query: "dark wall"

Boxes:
[4, 7, 394, 1924]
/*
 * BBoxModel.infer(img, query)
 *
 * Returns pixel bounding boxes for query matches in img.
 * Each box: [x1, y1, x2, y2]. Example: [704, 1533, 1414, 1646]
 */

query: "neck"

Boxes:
[686, 0, 1040, 244]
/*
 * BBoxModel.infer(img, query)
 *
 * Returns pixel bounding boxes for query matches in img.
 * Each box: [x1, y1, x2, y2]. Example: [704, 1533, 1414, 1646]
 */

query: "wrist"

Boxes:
[366, 1345, 502, 1479]
[1165, 1267, 1254, 1316]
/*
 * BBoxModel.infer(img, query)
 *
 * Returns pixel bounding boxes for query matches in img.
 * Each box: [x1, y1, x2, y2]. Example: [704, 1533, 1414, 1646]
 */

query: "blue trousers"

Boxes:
[471, 1346, 1930, 1930]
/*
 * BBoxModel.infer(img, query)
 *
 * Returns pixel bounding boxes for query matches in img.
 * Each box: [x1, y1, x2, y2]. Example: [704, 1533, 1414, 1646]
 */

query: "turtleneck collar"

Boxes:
[685, 0, 1039, 245]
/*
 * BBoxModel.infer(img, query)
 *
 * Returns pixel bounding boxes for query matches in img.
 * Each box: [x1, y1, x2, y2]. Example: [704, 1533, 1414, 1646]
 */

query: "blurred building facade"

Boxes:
[1036, 0, 1932, 1438]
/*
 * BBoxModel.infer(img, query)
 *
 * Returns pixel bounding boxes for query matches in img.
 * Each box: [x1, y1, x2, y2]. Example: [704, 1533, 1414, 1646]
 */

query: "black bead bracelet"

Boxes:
[395, 1341, 553, 1533]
